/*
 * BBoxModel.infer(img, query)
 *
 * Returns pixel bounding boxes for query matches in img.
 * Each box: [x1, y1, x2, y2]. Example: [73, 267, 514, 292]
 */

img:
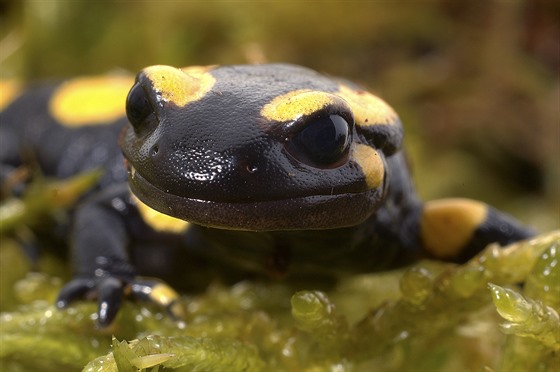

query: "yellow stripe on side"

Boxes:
[420, 198, 488, 259]
[260, 90, 351, 122]
[143, 65, 216, 107]
[351, 144, 385, 189]
[49, 75, 133, 127]
[0, 80, 22, 111]
[337, 84, 398, 126]
[132, 194, 190, 234]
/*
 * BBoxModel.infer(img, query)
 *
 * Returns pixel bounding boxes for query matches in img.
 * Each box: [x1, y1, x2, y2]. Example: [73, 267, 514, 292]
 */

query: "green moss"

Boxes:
[1, 231, 558, 371]
[489, 284, 559, 350]
[103, 335, 265, 372]
[0, 239, 30, 311]
[0, 170, 102, 235]
[489, 240, 560, 372]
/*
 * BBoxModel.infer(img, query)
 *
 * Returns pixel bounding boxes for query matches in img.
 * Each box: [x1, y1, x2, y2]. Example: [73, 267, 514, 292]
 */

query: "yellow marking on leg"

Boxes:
[151, 283, 185, 319]
[0, 80, 22, 111]
[49, 76, 133, 126]
[132, 194, 190, 233]
[351, 144, 385, 189]
[260, 90, 351, 122]
[143, 65, 216, 107]
[420, 198, 488, 259]
[337, 84, 398, 126]
[150, 283, 180, 307]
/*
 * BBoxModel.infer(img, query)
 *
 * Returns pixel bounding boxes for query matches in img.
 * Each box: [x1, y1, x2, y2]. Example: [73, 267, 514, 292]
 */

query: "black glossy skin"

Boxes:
[0, 64, 534, 326]
[0, 83, 127, 190]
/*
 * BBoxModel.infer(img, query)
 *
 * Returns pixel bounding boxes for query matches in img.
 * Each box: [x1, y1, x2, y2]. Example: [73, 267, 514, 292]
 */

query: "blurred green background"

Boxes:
[1, 0, 558, 229]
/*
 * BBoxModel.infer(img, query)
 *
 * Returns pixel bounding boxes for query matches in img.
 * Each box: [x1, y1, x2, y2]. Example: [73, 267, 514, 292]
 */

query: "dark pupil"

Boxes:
[126, 83, 152, 130]
[293, 114, 350, 165]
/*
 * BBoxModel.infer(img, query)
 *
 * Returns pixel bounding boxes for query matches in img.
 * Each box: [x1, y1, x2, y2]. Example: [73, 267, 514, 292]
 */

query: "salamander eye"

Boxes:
[286, 114, 352, 167]
[126, 83, 155, 134]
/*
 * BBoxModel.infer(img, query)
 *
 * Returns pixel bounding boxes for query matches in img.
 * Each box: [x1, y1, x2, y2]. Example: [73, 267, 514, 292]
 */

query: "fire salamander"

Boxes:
[0, 64, 534, 326]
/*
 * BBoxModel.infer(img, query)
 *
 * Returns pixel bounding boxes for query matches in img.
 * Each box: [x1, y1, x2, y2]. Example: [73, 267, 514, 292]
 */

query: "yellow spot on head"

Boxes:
[351, 144, 385, 189]
[50, 76, 133, 127]
[261, 90, 351, 122]
[143, 65, 216, 107]
[181, 65, 217, 75]
[420, 198, 488, 259]
[337, 84, 398, 126]
[132, 194, 190, 233]
[0, 80, 22, 111]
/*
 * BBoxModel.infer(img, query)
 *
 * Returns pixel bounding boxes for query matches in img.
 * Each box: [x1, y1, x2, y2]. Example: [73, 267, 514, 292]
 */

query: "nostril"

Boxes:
[150, 144, 159, 157]
[246, 165, 258, 173]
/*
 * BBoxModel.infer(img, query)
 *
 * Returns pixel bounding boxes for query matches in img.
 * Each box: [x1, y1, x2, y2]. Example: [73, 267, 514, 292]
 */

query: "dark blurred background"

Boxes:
[0, 0, 558, 229]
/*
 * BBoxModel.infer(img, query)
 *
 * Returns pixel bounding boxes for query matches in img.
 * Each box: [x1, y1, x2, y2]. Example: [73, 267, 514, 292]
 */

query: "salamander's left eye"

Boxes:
[126, 83, 155, 134]
[286, 114, 352, 168]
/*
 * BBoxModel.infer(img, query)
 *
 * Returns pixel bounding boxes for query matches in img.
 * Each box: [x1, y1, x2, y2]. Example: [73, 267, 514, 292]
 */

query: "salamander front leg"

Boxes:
[55, 185, 184, 327]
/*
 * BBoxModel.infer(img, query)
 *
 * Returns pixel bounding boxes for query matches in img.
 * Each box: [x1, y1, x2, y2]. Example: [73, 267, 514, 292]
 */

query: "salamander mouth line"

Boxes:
[126, 162, 381, 231]
[126, 163, 366, 205]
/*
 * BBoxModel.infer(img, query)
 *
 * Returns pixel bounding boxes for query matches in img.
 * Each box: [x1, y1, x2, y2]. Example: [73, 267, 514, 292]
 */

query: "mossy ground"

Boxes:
[1, 229, 558, 371]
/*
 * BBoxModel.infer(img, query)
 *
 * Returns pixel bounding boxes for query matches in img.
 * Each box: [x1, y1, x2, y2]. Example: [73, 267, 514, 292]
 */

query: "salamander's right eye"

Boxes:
[285, 114, 352, 168]
[126, 83, 155, 134]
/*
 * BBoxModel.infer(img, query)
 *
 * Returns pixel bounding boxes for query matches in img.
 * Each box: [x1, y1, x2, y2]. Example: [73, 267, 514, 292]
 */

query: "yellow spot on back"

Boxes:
[132, 194, 190, 233]
[0, 80, 22, 111]
[420, 198, 488, 259]
[337, 84, 398, 126]
[261, 90, 351, 122]
[351, 144, 385, 189]
[143, 65, 216, 107]
[50, 76, 133, 127]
